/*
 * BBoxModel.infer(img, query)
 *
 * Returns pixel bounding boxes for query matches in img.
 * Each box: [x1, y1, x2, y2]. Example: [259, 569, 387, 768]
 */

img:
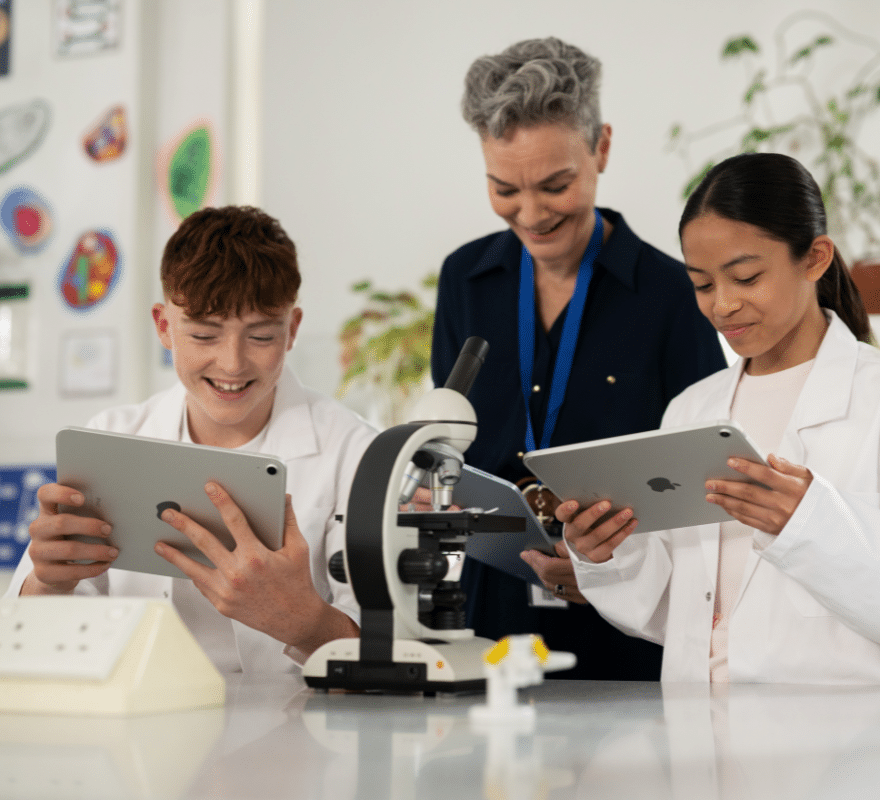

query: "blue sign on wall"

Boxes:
[0, 464, 56, 569]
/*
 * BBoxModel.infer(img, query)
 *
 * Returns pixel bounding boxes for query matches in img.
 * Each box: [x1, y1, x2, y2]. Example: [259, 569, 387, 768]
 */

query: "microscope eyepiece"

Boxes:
[443, 336, 489, 398]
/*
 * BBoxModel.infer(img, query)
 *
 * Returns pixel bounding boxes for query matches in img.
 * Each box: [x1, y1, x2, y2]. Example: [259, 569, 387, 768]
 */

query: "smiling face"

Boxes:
[480, 122, 611, 274]
[153, 301, 302, 447]
[680, 213, 833, 375]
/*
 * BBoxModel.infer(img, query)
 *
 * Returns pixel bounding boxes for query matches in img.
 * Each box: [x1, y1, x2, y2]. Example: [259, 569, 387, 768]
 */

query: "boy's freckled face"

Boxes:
[152, 300, 302, 447]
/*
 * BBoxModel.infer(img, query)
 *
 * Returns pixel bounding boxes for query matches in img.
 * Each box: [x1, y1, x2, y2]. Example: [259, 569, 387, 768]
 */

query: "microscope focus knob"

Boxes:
[398, 549, 449, 584]
[328, 550, 348, 583]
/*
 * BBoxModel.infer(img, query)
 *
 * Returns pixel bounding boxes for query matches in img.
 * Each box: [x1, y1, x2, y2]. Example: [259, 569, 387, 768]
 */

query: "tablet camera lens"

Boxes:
[720, 430, 731, 438]
[267, 465, 278, 475]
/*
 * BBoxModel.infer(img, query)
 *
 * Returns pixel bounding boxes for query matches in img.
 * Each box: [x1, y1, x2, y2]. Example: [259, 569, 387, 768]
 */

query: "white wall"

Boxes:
[262, 0, 880, 396]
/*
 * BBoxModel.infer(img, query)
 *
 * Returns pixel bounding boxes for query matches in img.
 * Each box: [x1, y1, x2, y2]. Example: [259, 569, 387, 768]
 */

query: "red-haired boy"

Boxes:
[8, 206, 376, 672]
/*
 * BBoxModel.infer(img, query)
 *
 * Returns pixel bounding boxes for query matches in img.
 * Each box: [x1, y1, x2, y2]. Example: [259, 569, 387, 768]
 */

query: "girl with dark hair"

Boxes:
[559, 152, 880, 683]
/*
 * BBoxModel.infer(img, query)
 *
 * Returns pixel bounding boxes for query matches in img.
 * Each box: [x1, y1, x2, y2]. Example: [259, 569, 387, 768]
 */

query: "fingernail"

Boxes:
[598, 501, 611, 512]
[205, 482, 219, 496]
[108, 548, 119, 558]
[155, 542, 166, 555]
[161, 509, 175, 522]
[71, 493, 85, 505]
[728, 458, 739, 468]
[101, 524, 112, 535]
[706, 482, 716, 492]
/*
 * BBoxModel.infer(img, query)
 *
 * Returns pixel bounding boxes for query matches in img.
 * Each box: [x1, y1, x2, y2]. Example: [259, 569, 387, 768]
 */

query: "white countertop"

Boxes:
[2, 674, 880, 799]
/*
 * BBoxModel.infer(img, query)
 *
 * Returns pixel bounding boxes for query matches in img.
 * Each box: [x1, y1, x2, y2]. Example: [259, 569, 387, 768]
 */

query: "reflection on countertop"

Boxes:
[3, 675, 880, 799]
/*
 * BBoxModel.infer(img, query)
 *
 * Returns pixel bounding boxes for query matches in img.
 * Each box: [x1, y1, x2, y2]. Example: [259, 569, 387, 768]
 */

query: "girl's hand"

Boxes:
[705, 454, 812, 535]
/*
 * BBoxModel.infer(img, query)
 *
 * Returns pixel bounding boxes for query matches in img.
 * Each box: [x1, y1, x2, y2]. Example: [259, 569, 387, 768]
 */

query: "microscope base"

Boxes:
[303, 636, 494, 694]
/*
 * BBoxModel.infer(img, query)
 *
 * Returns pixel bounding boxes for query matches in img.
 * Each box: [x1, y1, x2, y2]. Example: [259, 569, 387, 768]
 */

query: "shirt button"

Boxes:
[532, 385, 541, 393]
[705, 592, 712, 601]
[606, 375, 616, 384]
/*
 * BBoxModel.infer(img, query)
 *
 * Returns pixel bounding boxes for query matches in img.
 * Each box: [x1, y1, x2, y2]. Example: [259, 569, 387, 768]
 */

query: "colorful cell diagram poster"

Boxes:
[83, 104, 127, 162]
[0, 0, 11, 77]
[58, 229, 122, 311]
[159, 122, 215, 221]
[0, 465, 56, 570]
[0, 186, 53, 254]
[54, 0, 122, 58]
[0, 99, 51, 175]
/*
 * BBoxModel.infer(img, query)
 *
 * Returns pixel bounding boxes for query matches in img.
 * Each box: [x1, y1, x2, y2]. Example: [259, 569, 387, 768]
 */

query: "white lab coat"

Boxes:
[569, 311, 880, 683]
[7, 367, 377, 673]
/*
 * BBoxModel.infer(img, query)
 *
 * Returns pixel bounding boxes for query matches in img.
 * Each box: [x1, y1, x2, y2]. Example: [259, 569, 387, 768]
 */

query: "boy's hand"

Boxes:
[21, 483, 119, 595]
[156, 482, 357, 655]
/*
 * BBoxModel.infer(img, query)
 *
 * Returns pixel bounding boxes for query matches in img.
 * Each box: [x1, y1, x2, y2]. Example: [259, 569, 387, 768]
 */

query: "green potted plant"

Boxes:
[337, 274, 437, 428]
[668, 10, 880, 308]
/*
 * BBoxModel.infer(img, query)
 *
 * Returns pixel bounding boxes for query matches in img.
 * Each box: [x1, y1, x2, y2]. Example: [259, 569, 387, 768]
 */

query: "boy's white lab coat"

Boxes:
[570, 311, 880, 683]
[7, 367, 376, 673]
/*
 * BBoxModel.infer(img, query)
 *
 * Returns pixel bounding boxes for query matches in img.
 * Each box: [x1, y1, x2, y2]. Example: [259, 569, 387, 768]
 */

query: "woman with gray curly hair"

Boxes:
[431, 37, 726, 681]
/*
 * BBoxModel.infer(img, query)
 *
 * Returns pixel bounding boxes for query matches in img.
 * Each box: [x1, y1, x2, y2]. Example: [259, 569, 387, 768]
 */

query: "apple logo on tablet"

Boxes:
[156, 500, 181, 519]
[647, 477, 680, 493]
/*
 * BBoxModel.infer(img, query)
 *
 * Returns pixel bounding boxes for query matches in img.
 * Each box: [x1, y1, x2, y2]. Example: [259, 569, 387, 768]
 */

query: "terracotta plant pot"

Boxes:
[850, 260, 880, 314]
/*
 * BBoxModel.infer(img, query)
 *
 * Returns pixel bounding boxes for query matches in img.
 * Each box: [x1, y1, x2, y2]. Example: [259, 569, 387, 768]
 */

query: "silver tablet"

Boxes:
[56, 427, 287, 579]
[453, 464, 560, 586]
[522, 421, 767, 534]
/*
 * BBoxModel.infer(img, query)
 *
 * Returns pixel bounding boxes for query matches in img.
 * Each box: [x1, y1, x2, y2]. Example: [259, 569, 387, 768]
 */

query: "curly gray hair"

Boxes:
[461, 37, 603, 149]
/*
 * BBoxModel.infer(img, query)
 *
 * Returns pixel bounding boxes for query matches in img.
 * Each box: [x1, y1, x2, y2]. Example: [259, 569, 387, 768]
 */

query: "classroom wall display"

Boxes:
[0, 99, 51, 175]
[83, 104, 127, 163]
[158, 121, 216, 221]
[59, 328, 116, 396]
[0, 283, 30, 390]
[0, 186, 53, 254]
[57, 230, 122, 311]
[54, 0, 122, 58]
[0, 464, 56, 570]
[0, 0, 11, 78]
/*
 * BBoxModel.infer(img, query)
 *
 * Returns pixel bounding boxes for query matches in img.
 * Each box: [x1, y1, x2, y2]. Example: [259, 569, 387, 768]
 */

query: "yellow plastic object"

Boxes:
[0, 597, 224, 715]
[484, 634, 550, 666]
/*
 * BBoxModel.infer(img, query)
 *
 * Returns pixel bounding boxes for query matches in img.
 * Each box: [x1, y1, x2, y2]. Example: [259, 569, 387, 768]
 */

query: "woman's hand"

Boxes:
[520, 540, 589, 604]
[706, 454, 812, 535]
[558, 499, 638, 564]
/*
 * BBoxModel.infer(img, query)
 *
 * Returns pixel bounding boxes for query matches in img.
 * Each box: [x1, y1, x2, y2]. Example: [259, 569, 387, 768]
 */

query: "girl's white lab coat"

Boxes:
[570, 311, 880, 683]
[7, 367, 376, 673]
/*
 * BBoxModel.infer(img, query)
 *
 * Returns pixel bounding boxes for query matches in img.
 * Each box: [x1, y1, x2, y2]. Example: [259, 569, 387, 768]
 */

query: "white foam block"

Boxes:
[0, 596, 225, 715]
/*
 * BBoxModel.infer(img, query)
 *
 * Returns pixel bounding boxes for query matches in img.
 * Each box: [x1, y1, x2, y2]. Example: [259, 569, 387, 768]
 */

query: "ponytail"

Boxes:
[818, 247, 872, 344]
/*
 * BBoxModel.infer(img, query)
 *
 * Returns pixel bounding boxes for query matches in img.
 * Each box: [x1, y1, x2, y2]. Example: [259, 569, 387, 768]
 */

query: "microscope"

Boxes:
[303, 337, 525, 693]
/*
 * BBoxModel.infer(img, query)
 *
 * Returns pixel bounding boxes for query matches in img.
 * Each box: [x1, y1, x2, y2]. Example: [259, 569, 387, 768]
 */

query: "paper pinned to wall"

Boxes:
[54, 0, 122, 58]
[59, 328, 116, 396]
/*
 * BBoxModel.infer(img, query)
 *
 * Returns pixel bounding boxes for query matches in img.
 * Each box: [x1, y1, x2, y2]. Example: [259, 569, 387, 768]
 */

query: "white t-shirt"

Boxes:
[709, 359, 814, 683]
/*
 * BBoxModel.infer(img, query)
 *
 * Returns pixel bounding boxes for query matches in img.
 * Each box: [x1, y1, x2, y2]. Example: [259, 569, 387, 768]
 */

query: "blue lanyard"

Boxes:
[518, 209, 604, 452]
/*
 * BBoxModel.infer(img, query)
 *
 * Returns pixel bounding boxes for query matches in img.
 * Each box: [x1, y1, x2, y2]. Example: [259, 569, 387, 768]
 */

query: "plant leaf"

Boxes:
[790, 35, 834, 65]
[722, 36, 760, 59]
[743, 71, 767, 105]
